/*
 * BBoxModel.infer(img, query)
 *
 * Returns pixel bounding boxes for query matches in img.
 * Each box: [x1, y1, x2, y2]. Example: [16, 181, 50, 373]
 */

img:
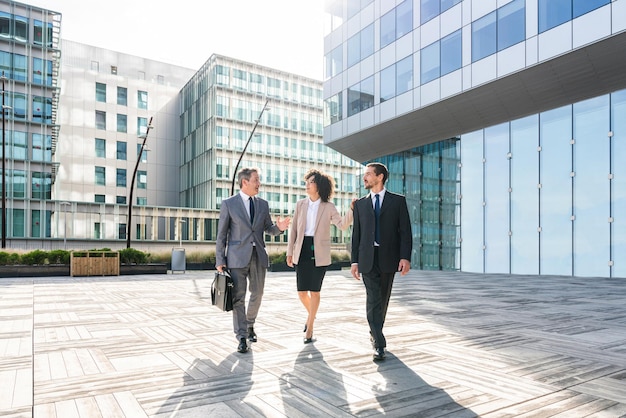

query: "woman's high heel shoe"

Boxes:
[303, 335, 316, 344]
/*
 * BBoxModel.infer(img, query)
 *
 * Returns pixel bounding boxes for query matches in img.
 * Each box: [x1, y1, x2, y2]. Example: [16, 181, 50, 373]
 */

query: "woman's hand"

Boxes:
[287, 255, 294, 267]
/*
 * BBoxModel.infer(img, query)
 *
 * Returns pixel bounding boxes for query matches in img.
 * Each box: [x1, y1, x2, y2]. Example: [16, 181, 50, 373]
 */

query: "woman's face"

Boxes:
[305, 177, 319, 198]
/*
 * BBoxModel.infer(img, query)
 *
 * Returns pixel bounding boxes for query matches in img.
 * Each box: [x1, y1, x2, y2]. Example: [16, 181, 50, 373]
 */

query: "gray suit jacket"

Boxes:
[215, 194, 283, 269]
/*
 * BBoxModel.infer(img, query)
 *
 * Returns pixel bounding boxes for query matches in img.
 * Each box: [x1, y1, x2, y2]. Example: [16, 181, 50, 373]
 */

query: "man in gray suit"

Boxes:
[216, 167, 290, 353]
[351, 162, 412, 361]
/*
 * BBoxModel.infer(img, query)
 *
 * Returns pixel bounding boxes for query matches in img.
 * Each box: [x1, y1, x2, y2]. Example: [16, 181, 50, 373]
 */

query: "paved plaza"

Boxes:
[2, 269, 626, 417]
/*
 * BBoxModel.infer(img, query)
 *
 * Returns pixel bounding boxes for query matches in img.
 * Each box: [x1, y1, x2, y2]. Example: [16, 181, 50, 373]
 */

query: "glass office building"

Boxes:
[323, 0, 626, 277]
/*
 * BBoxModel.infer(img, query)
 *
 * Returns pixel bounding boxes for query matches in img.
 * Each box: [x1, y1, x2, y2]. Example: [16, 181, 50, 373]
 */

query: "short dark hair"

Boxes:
[305, 169, 335, 202]
[366, 162, 388, 184]
[237, 167, 259, 188]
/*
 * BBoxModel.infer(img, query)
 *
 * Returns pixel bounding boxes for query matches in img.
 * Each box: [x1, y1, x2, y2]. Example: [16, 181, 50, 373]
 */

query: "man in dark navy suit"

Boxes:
[351, 162, 412, 361]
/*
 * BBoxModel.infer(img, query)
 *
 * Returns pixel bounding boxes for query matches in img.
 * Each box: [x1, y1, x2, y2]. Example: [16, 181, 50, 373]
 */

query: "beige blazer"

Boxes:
[287, 199, 353, 266]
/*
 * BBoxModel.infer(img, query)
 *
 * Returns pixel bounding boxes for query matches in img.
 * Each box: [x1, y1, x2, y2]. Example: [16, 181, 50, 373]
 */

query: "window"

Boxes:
[95, 166, 105, 185]
[10, 131, 27, 160]
[380, 0, 413, 49]
[116, 141, 127, 160]
[116, 168, 127, 187]
[137, 117, 148, 136]
[33, 57, 52, 86]
[32, 96, 52, 124]
[137, 170, 147, 189]
[117, 87, 127, 106]
[116, 196, 127, 204]
[96, 82, 106, 102]
[9, 169, 26, 198]
[347, 24, 374, 68]
[347, 76, 374, 117]
[12, 92, 27, 120]
[91, 61, 99, 72]
[137, 197, 147, 205]
[13, 53, 26, 82]
[31, 172, 51, 200]
[137, 90, 148, 109]
[117, 114, 127, 133]
[34, 20, 53, 47]
[421, 0, 462, 24]
[539, 0, 610, 33]
[94, 223, 102, 239]
[95, 111, 106, 130]
[498, 0, 525, 51]
[381, 55, 414, 99]
[111, 66, 117, 75]
[472, 0, 525, 62]
[95, 138, 106, 158]
[32, 134, 52, 162]
[95, 194, 106, 203]
[137, 144, 148, 162]
[324, 92, 343, 126]
[325, 45, 342, 79]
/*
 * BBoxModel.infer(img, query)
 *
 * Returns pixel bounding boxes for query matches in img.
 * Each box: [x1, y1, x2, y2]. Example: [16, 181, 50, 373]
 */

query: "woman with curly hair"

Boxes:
[287, 169, 354, 343]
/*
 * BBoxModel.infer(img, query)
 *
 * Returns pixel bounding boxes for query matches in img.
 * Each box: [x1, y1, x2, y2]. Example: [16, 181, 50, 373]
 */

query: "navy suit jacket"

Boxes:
[351, 190, 412, 274]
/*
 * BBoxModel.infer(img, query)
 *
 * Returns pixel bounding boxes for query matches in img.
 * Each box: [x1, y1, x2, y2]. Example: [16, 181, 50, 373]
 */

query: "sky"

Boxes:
[26, 0, 326, 80]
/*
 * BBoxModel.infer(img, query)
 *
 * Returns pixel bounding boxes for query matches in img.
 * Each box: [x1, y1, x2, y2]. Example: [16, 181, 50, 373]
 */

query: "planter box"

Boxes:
[70, 251, 120, 277]
[120, 263, 168, 275]
[0, 264, 69, 278]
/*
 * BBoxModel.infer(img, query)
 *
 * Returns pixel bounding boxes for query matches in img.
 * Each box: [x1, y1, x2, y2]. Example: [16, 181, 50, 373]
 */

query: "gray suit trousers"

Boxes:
[230, 249, 267, 340]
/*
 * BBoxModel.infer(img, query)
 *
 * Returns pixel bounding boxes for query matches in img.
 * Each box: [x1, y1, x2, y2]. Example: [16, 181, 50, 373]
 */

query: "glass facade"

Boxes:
[373, 89, 625, 277]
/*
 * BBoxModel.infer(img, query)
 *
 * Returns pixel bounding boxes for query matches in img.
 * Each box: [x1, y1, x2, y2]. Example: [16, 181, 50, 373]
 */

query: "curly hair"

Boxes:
[304, 169, 335, 202]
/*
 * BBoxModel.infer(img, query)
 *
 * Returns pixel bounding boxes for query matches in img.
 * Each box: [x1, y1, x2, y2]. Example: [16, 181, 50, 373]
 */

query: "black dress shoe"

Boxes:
[303, 336, 316, 344]
[237, 338, 248, 353]
[373, 347, 386, 361]
[248, 327, 257, 343]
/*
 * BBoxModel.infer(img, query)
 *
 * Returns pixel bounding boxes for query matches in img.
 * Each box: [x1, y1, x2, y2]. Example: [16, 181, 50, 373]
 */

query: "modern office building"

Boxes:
[0, 0, 60, 241]
[179, 54, 359, 245]
[323, 0, 626, 278]
[0, 0, 360, 250]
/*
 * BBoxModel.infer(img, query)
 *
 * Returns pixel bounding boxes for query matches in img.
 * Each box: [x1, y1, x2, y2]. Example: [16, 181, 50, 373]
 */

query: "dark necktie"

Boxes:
[249, 197, 255, 223]
[374, 194, 380, 243]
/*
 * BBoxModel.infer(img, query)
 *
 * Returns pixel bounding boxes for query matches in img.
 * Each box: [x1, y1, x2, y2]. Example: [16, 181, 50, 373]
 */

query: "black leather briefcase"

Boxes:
[211, 270, 233, 312]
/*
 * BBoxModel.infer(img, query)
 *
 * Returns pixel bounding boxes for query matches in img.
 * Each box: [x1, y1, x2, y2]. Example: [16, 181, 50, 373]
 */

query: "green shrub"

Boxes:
[48, 250, 70, 264]
[0, 251, 20, 266]
[20, 250, 48, 265]
[331, 251, 351, 263]
[118, 248, 149, 264]
[269, 251, 286, 265]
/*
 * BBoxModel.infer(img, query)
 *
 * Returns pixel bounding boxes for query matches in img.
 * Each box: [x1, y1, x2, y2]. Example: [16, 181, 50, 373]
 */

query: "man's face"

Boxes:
[363, 166, 381, 190]
[242, 172, 261, 196]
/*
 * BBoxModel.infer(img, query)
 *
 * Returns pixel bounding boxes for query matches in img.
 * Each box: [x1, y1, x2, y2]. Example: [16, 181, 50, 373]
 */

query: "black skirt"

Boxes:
[296, 236, 327, 292]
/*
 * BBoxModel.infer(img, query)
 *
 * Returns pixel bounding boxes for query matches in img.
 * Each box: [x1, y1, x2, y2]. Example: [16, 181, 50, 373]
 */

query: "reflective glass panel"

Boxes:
[396, 55, 413, 95]
[361, 24, 374, 59]
[484, 124, 510, 273]
[347, 32, 360, 68]
[420, 40, 439, 85]
[380, 8, 395, 48]
[380, 64, 395, 102]
[611, 90, 626, 278]
[441, 30, 462, 76]
[498, 0, 525, 51]
[573, 95, 610, 277]
[472, 12, 496, 62]
[396, 0, 413, 39]
[539, 105, 572, 275]
[421, 0, 439, 24]
[511, 115, 539, 274]
[573, 0, 610, 19]
[538, 0, 570, 33]
[460, 131, 484, 272]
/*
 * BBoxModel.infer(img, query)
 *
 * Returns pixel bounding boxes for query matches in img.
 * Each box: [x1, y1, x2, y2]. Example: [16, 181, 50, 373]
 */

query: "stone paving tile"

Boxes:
[1, 270, 626, 417]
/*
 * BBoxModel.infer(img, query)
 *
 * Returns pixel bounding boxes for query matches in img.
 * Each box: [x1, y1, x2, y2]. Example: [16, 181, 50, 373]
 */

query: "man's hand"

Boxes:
[398, 259, 410, 276]
[351, 263, 361, 280]
[276, 216, 291, 231]
[217, 264, 226, 273]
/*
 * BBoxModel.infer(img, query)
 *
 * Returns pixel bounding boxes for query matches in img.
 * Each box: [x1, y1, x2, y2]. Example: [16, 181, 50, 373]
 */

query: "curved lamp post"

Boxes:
[230, 99, 270, 196]
[126, 116, 153, 248]
[1, 72, 10, 248]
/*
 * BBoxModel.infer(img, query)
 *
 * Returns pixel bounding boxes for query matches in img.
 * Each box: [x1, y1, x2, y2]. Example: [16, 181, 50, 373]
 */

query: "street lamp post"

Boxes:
[230, 99, 270, 196]
[60, 202, 70, 249]
[1, 71, 8, 248]
[126, 116, 153, 248]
